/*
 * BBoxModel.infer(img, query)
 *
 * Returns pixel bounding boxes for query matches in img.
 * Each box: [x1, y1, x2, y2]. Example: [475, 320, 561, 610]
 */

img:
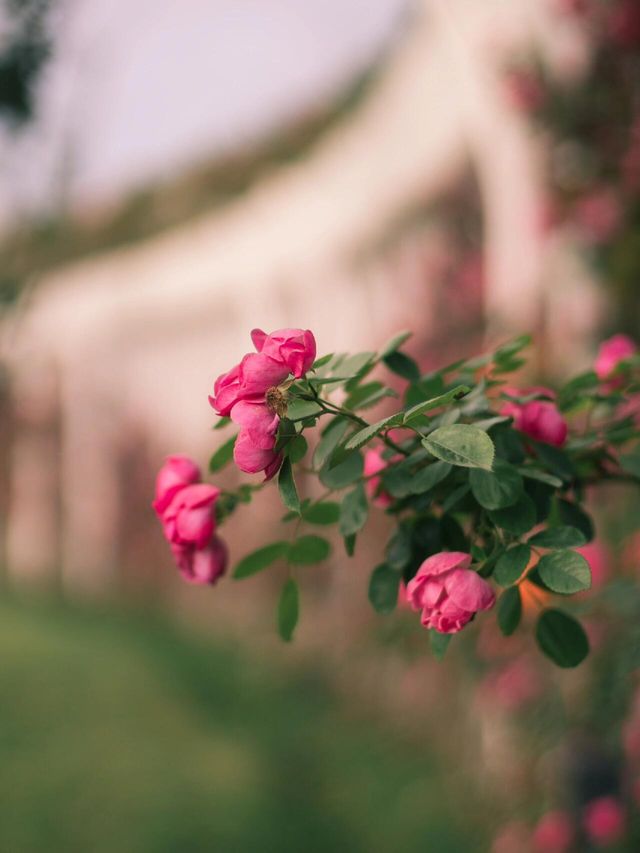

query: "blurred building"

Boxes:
[0, 0, 603, 604]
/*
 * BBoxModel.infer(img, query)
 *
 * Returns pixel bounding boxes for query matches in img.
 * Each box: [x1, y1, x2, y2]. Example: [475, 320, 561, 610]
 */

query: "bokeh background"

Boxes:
[1, 1, 640, 850]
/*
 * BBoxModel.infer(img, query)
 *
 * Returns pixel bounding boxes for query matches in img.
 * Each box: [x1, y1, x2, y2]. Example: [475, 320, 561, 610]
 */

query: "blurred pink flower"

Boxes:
[492, 821, 532, 853]
[502, 68, 545, 114]
[583, 796, 626, 846]
[406, 551, 495, 634]
[532, 810, 575, 853]
[574, 188, 622, 244]
[576, 542, 609, 589]
[608, 0, 640, 48]
[481, 659, 543, 711]
[152, 455, 201, 515]
[161, 483, 220, 549]
[501, 388, 568, 447]
[594, 334, 636, 382]
[172, 536, 228, 586]
[364, 447, 395, 508]
[251, 327, 316, 378]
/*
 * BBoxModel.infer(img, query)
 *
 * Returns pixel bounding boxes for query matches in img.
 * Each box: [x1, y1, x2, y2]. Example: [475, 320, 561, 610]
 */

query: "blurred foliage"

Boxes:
[0, 595, 477, 853]
[0, 0, 51, 124]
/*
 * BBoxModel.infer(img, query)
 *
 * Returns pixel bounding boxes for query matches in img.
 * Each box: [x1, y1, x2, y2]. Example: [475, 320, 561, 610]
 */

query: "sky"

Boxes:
[0, 0, 410, 226]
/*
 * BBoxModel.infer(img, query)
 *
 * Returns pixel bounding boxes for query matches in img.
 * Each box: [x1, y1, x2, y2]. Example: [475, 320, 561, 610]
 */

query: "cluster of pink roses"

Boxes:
[152, 455, 227, 585]
[406, 552, 496, 634]
[209, 328, 316, 479]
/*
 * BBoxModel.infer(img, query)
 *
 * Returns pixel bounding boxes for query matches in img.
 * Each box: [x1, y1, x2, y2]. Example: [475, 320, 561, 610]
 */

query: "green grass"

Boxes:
[0, 596, 473, 853]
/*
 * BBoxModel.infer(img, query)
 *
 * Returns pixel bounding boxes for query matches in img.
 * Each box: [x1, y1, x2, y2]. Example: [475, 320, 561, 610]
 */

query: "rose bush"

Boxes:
[154, 328, 640, 666]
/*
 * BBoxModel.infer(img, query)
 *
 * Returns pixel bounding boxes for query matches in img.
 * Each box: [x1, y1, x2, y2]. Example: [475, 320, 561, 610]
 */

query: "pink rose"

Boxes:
[233, 428, 282, 480]
[406, 551, 495, 634]
[583, 796, 625, 846]
[491, 821, 532, 853]
[364, 447, 394, 508]
[230, 399, 280, 449]
[152, 455, 201, 515]
[251, 327, 316, 378]
[502, 68, 545, 113]
[162, 483, 220, 549]
[501, 388, 568, 447]
[172, 536, 228, 586]
[594, 334, 636, 382]
[532, 811, 574, 853]
[574, 188, 622, 244]
[209, 352, 290, 416]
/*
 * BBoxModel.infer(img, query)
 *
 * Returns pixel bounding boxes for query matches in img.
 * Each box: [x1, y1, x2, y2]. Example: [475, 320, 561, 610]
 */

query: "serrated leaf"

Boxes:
[422, 424, 495, 470]
[402, 385, 471, 424]
[494, 544, 531, 586]
[469, 460, 523, 510]
[339, 484, 369, 537]
[536, 549, 591, 594]
[278, 457, 300, 515]
[383, 350, 421, 382]
[368, 564, 400, 614]
[277, 578, 299, 642]
[209, 434, 237, 472]
[536, 609, 589, 667]
[302, 501, 340, 525]
[313, 417, 350, 469]
[344, 413, 404, 450]
[288, 535, 331, 565]
[528, 526, 587, 549]
[497, 586, 522, 636]
[233, 542, 289, 579]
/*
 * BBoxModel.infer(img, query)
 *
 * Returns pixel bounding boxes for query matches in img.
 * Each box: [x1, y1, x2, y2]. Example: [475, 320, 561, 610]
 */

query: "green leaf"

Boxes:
[344, 534, 356, 556]
[534, 442, 576, 482]
[277, 579, 299, 642]
[287, 435, 308, 464]
[494, 544, 531, 586]
[489, 494, 537, 536]
[287, 398, 324, 420]
[557, 500, 594, 542]
[344, 413, 404, 450]
[288, 535, 331, 565]
[379, 330, 412, 357]
[497, 586, 522, 636]
[302, 501, 341, 525]
[441, 483, 470, 514]
[339, 484, 369, 537]
[233, 542, 289, 579]
[619, 449, 640, 478]
[429, 631, 452, 661]
[385, 525, 413, 571]
[278, 457, 300, 515]
[213, 416, 231, 430]
[368, 564, 400, 614]
[311, 353, 334, 370]
[518, 467, 563, 488]
[383, 350, 421, 382]
[536, 549, 591, 594]
[402, 385, 471, 425]
[313, 417, 350, 469]
[469, 460, 523, 510]
[319, 450, 364, 490]
[345, 382, 396, 411]
[422, 424, 495, 471]
[409, 461, 452, 494]
[528, 526, 587, 549]
[536, 609, 589, 667]
[208, 434, 237, 472]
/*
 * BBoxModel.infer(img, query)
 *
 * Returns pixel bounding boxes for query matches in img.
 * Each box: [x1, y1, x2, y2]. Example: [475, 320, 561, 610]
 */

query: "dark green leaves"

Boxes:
[557, 500, 594, 542]
[536, 550, 591, 594]
[339, 484, 368, 537]
[528, 526, 587, 549]
[494, 544, 530, 587]
[313, 417, 349, 468]
[497, 587, 522, 636]
[619, 448, 640, 478]
[409, 461, 452, 494]
[234, 542, 290, 579]
[368, 564, 400, 614]
[288, 535, 331, 565]
[277, 579, 299, 642]
[383, 350, 420, 382]
[344, 413, 404, 451]
[302, 501, 341, 525]
[422, 424, 494, 470]
[489, 494, 537, 535]
[402, 385, 470, 425]
[469, 460, 523, 509]
[209, 434, 237, 472]
[319, 450, 364, 490]
[536, 609, 589, 667]
[278, 457, 300, 514]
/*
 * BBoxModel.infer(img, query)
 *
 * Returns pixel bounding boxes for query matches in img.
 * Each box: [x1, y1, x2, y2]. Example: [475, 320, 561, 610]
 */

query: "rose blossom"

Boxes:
[501, 387, 568, 447]
[161, 483, 220, 549]
[152, 455, 201, 515]
[594, 334, 636, 383]
[583, 796, 625, 846]
[209, 352, 290, 416]
[532, 811, 574, 853]
[406, 551, 495, 634]
[171, 536, 228, 586]
[233, 428, 282, 480]
[574, 188, 622, 245]
[251, 327, 316, 378]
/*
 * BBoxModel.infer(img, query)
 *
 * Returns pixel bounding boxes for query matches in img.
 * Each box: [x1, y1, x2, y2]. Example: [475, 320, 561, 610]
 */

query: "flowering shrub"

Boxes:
[154, 328, 640, 665]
